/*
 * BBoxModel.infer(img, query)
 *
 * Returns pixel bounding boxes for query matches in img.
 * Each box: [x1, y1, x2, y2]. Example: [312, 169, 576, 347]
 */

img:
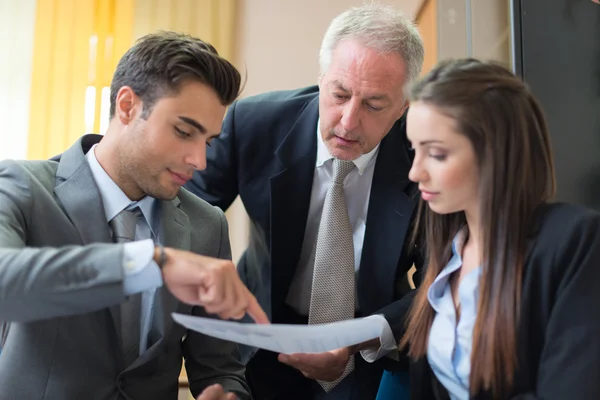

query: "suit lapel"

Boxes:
[357, 116, 417, 315]
[54, 135, 113, 245]
[53, 134, 124, 363]
[269, 95, 319, 318]
[157, 198, 190, 341]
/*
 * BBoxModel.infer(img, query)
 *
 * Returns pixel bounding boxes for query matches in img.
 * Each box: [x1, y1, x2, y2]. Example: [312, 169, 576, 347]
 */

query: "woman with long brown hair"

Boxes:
[399, 58, 600, 399]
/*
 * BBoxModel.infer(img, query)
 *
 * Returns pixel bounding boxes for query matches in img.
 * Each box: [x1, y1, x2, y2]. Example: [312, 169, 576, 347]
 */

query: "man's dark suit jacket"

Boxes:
[408, 202, 600, 400]
[186, 86, 422, 399]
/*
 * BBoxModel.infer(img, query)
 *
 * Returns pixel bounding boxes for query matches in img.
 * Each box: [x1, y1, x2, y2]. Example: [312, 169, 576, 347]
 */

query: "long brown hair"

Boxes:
[400, 59, 556, 397]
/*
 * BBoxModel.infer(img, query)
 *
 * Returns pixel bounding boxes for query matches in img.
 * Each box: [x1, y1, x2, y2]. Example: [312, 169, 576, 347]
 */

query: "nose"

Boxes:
[408, 156, 427, 183]
[340, 98, 361, 132]
[186, 141, 207, 171]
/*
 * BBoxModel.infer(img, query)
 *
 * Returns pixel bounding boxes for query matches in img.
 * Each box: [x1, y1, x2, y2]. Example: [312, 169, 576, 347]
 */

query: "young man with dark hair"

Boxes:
[0, 31, 265, 400]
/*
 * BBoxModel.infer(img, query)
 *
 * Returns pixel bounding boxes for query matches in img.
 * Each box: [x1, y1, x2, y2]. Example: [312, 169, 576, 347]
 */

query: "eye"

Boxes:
[366, 103, 383, 112]
[175, 127, 191, 138]
[332, 92, 348, 101]
[429, 154, 447, 161]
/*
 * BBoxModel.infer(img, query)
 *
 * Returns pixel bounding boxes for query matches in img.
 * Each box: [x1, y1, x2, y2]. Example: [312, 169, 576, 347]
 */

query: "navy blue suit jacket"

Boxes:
[185, 86, 422, 398]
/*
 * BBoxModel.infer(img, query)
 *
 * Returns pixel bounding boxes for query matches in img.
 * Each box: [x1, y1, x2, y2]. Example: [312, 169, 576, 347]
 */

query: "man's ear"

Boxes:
[399, 100, 410, 120]
[115, 86, 141, 125]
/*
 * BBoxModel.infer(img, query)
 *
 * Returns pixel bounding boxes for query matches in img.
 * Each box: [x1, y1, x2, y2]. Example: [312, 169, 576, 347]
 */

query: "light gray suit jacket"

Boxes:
[0, 134, 250, 400]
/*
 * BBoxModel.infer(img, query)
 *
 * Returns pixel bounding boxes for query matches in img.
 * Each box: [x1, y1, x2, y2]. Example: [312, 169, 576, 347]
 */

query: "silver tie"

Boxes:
[308, 159, 356, 392]
[110, 208, 142, 366]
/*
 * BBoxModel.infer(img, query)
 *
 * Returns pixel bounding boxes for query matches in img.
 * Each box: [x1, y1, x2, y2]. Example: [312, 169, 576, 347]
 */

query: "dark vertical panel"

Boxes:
[516, 0, 600, 210]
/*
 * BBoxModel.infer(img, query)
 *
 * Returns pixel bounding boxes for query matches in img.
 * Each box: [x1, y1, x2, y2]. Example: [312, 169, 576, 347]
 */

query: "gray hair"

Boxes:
[319, 3, 425, 86]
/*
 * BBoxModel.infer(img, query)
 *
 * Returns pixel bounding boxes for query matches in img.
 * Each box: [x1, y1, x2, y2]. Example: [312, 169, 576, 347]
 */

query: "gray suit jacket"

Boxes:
[0, 134, 250, 400]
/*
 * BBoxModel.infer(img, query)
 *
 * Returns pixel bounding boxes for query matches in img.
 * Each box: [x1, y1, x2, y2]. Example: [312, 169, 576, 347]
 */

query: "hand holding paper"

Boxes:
[278, 347, 351, 381]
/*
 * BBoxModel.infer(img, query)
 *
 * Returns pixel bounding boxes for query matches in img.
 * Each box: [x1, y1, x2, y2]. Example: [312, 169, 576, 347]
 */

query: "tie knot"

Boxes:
[110, 208, 141, 243]
[332, 159, 355, 183]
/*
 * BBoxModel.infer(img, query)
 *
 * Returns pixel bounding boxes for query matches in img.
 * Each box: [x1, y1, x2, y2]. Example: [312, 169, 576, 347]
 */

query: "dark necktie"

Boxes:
[110, 208, 142, 366]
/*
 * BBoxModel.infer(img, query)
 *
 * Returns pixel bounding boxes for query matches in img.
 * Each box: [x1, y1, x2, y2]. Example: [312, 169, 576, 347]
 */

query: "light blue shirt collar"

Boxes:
[427, 227, 482, 400]
[427, 227, 472, 311]
[85, 144, 159, 238]
[315, 118, 380, 175]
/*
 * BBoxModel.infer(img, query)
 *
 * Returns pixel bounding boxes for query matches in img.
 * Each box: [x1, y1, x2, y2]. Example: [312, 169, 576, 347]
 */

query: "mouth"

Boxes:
[332, 134, 359, 146]
[419, 188, 439, 201]
[168, 170, 193, 186]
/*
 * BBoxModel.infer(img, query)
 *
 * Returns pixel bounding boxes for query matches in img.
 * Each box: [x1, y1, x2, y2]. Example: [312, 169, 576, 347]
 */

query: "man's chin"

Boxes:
[148, 187, 179, 201]
[326, 142, 361, 161]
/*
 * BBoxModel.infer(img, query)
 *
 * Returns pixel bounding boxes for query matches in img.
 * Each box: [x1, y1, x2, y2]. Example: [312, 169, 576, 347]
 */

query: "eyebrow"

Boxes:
[418, 140, 444, 145]
[178, 116, 207, 134]
[330, 80, 390, 101]
[331, 80, 349, 93]
[365, 94, 389, 101]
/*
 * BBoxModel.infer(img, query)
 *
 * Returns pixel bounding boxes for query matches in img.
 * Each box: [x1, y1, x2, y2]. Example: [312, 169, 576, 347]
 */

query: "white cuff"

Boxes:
[359, 315, 399, 363]
[122, 239, 163, 295]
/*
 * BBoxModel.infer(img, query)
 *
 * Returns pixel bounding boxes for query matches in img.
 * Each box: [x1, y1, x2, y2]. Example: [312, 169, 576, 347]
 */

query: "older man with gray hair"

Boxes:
[186, 4, 425, 399]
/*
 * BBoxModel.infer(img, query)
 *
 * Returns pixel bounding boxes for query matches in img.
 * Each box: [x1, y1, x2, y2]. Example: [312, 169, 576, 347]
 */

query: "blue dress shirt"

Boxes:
[86, 145, 163, 355]
[427, 228, 482, 400]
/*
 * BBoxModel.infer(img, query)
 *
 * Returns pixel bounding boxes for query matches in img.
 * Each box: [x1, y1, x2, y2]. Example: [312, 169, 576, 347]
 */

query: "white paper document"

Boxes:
[172, 313, 388, 354]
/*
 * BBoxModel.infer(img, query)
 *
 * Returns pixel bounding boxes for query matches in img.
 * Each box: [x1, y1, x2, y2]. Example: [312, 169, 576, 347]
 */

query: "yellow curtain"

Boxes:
[27, 0, 134, 159]
[132, 0, 236, 61]
[415, 0, 438, 77]
[27, 0, 236, 160]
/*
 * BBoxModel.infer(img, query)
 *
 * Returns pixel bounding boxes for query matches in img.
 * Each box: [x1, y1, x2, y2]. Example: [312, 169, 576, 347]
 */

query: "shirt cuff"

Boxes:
[359, 314, 399, 363]
[122, 239, 163, 295]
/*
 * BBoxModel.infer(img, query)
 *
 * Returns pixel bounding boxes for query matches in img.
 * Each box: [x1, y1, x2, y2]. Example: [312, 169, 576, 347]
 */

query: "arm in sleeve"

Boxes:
[360, 216, 425, 364]
[0, 161, 126, 322]
[509, 214, 600, 399]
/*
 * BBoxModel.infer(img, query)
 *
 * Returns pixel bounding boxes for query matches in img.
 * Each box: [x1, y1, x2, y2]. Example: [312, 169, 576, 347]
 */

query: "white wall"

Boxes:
[0, 0, 37, 160]
[235, 0, 422, 97]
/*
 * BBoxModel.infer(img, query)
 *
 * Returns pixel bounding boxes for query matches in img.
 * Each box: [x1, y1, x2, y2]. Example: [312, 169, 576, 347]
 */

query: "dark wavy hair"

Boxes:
[109, 31, 241, 119]
[400, 58, 556, 397]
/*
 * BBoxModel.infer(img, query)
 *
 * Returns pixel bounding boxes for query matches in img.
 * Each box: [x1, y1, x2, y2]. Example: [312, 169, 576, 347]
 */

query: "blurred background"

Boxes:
[1, 0, 598, 398]
[0, 0, 515, 262]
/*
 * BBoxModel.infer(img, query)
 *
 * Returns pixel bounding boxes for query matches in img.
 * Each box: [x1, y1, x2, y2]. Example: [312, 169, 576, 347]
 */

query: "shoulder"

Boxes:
[0, 159, 58, 192]
[528, 202, 600, 273]
[236, 85, 319, 108]
[0, 160, 59, 223]
[228, 85, 319, 124]
[533, 202, 600, 242]
[0, 159, 57, 178]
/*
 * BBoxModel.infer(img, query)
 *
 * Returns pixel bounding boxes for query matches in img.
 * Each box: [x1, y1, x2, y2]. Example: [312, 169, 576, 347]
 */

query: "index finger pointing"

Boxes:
[246, 295, 269, 324]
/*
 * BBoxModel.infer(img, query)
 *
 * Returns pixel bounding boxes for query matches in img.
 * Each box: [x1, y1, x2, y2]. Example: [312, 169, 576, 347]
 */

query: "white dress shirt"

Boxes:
[285, 122, 397, 361]
[86, 145, 163, 355]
